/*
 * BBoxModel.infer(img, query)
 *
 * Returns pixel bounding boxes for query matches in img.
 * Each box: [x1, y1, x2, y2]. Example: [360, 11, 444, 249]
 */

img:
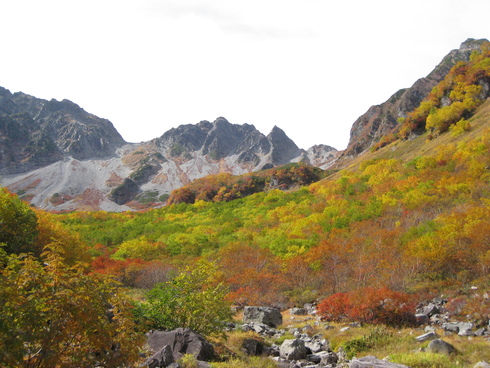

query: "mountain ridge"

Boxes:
[1, 38, 488, 211]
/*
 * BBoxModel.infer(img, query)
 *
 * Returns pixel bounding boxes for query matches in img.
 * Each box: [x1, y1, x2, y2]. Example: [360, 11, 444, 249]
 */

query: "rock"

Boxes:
[349, 355, 411, 367]
[319, 351, 339, 365]
[243, 306, 283, 328]
[427, 339, 457, 355]
[474, 361, 490, 368]
[415, 331, 439, 342]
[415, 314, 429, 325]
[146, 328, 215, 362]
[302, 325, 315, 334]
[279, 339, 308, 361]
[475, 328, 487, 336]
[241, 338, 264, 356]
[290, 307, 308, 315]
[442, 322, 474, 336]
[146, 345, 174, 368]
[304, 340, 323, 353]
[340, 327, 350, 332]
[416, 303, 440, 317]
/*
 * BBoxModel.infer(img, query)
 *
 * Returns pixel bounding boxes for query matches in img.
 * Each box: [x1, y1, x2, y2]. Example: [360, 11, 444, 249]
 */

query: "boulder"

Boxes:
[243, 306, 283, 328]
[146, 345, 174, 368]
[349, 355, 411, 367]
[279, 339, 308, 361]
[241, 338, 264, 356]
[427, 339, 457, 355]
[146, 328, 215, 362]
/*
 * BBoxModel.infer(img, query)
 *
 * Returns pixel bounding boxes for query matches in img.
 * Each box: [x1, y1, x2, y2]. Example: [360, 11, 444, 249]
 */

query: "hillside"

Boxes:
[341, 38, 488, 158]
[3, 40, 490, 368]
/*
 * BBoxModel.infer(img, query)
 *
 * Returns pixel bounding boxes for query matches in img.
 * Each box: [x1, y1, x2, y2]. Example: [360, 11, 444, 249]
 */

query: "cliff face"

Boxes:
[342, 38, 489, 158]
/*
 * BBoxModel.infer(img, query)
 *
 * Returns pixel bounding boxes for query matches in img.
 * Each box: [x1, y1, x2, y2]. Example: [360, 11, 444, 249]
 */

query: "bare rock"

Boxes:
[427, 339, 457, 355]
[146, 328, 215, 362]
[243, 306, 283, 328]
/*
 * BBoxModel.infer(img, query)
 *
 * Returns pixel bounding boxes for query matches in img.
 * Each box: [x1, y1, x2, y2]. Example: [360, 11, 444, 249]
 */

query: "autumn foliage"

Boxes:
[317, 287, 417, 327]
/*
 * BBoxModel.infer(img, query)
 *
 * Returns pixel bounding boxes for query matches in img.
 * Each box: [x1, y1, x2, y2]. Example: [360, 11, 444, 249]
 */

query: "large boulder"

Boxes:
[279, 339, 308, 361]
[146, 328, 215, 362]
[427, 339, 457, 355]
[349, 356, 411, 367]
[243, 306, 283, 328]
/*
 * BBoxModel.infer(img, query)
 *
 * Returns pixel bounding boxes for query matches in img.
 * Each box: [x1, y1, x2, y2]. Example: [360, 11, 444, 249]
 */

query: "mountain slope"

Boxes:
[341, 38, 488, 158]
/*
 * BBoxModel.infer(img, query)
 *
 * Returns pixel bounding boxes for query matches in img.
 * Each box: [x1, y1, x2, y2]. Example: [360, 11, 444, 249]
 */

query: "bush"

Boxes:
[135, 260, 234, 337]
[317, 287, 417, 327]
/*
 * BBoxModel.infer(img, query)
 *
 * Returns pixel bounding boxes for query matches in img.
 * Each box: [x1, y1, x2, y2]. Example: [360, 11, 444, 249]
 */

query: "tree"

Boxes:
[0, 187, 38, 256]
[135, 260, 233, 337]
[0, 246, 144, 368]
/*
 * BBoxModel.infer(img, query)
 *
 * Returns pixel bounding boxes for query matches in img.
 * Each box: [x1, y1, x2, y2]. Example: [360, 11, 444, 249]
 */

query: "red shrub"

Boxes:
[318, 287, 417, 327]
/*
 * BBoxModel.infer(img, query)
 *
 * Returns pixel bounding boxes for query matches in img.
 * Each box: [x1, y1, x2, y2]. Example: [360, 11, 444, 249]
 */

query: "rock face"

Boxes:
[0, 98, 338, 211]
[342, 38, 489, 158]
[0, 87, 126, 174]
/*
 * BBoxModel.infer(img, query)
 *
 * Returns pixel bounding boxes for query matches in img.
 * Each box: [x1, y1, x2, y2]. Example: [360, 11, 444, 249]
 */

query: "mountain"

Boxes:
[1, 38, 488, 212]
[341, 38, 488, 158]
[0, 93, 337, 211]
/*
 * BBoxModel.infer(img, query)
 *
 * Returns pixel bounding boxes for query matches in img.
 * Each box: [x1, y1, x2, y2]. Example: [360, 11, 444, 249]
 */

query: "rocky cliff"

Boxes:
[0, 87, 126, 175]
[342, 38, 489, 158]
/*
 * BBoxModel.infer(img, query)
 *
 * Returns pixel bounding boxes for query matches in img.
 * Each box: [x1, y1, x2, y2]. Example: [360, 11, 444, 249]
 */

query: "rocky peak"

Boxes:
[342, 38, 489, 158]
[0, 88, 126, 174]
[267, 125, 302, 164]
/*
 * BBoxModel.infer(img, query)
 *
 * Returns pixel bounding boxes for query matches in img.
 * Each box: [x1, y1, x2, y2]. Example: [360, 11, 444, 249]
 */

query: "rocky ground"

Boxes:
[141, 302, 490, 368]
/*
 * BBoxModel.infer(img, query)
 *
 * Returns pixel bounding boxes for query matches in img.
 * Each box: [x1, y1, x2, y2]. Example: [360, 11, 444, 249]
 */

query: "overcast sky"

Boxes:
[1, 0, 489, 150]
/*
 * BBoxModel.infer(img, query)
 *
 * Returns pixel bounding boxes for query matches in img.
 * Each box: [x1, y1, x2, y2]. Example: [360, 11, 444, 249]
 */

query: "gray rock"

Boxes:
[415, 331, 439, 342]
[442, 321, 474, 336]
[241, 338, 264, 356]
[146, 328, 215, 362]
[290, 307, 308, 315]
[319, 351, 339, 365]
[475, 328, 487, 336]
[279, 339, 308, 361]
[302, 325, 315, 334]
[349, 355, 410, 367]
[146, 345, 174, 368]
[474, 361, 490, 368]
[427, 339, 457, 355]
[304, 340, 323, 353]
[243, 306, 283, 328]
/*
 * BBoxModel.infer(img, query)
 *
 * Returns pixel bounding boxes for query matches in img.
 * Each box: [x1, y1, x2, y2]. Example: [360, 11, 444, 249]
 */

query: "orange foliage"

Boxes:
[218, 243, 285, 307]
[317, 287, 417, 326]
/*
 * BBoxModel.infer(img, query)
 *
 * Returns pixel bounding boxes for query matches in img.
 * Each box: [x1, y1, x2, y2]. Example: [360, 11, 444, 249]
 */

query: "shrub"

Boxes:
[317, 287, 417, 327]
[135, 260, 234, 337]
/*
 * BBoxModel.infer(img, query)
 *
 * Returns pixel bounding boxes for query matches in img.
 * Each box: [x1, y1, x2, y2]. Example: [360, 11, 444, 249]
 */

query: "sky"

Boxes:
[0, 1, 489, 150]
